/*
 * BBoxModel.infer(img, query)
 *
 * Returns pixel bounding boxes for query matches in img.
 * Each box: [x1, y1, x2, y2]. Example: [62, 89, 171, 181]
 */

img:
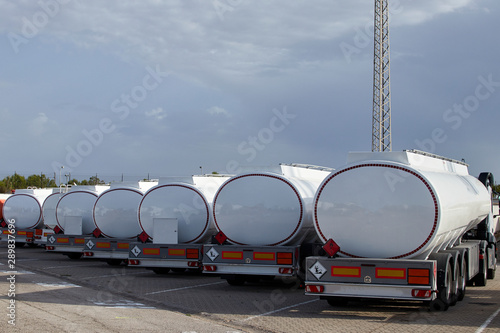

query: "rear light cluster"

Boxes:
[83, 252, 94, 257]
[46, 246, 55, 250]
[186, 248, 199, 259]
[128, 259, 140, 265]
[277, 252, 293, 265]
[408, 268, 430, 285]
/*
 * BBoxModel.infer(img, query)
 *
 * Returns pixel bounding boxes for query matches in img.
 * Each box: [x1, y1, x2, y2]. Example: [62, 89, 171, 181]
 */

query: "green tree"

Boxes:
[81, 176, 105, 185]
[2, 173, 26, 191]
[0, 180, 8, 193]
[493, 184, 500, 197]
[26, 174, 56, 188]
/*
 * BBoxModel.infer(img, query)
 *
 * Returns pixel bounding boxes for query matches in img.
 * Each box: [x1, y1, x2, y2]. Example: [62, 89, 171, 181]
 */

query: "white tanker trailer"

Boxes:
[202, 164, 333, 285]
[42, 190, 67, 229]
[81, 181, 158, 265]
[128, 175, 230, 273]
[1, 189, 53, 246]
[47, 185, 109, 259]
[55, 185, 109, 235]
[93, 181, 158, 239]
[2, 188, 53, 229]
[305, 150, 498, 311]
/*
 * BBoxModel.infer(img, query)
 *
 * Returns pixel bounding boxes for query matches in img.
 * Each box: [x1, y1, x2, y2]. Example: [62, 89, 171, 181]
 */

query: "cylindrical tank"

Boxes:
[314, 150, 491, 260]
[2, 189, 53, 229]
[42, 189, 66, 229]
[213, 164, 333, 246]
[138, 175, 230, 243]
[93, 181, 158, 238]
[56, 185, 109, 234]
[0, 194, 11, 221]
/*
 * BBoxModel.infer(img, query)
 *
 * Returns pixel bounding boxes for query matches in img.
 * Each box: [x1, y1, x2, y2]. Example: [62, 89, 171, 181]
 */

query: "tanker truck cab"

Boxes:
[304, 150, 497, 311]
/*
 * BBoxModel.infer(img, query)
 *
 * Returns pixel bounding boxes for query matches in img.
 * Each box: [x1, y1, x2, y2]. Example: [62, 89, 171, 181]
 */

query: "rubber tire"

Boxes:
[442, 251, 459, 307]
[457, 256, 467, 302]
[438, 261, 453, 311]
[106, 259, 123, 266]
[429, 253, 452, 312]
[326, 297, 349, 307]
[226, 277, 245, 286]
[474, 252, 488, 287]
[66, 253, 83, 260]
[487, 266, 496, 280]
[487, 244, 496, 280]
[152, 268, 170, 275]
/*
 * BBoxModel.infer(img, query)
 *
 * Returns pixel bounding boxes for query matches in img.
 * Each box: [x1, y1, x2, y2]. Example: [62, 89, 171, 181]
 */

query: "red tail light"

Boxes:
[186, 248, 199, 259]
[277, 252, 293, 265]
[128, 259, 140, 265]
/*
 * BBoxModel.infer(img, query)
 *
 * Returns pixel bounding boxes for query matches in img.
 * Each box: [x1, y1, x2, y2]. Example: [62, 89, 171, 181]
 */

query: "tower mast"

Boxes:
[372, 0, 392, 152]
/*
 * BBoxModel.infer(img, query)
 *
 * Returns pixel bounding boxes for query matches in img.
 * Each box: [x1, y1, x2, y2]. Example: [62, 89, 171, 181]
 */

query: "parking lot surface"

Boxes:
[1, 245, 500, 333]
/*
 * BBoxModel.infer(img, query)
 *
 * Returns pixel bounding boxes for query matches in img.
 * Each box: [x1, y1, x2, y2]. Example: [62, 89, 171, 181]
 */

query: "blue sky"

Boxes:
[1, 0, 499, 183]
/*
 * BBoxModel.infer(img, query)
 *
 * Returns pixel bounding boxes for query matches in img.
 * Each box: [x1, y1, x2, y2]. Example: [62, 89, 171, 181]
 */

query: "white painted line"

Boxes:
[82, 271, 151, 279]
[0, 270, 35, 274]
[475, 306, 500, 333]
[44, 264, 98, 269]
[242, 299, 319, 322]
[0, 262, 4, 266]
[17, 258, 39, 261]
[36, 282, 81, 288]
[145, 281, 225, 295]
[93, 300, 155, 309]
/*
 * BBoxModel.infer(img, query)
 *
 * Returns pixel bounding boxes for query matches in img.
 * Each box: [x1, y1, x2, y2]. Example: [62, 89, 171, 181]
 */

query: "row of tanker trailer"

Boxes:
[1, 150, 499, 311]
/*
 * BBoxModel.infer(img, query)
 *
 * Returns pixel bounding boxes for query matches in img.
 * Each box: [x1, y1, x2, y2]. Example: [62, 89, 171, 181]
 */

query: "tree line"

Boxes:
[0, 173, 105, 193]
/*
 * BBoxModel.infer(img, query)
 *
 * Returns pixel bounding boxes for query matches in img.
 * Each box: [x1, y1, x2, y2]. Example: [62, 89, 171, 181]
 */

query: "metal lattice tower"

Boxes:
[372, 0, 392, 152]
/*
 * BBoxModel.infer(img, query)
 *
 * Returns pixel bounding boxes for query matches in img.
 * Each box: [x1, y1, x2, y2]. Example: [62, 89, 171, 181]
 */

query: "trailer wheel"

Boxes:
[457, 255, 467, 302]
[106, 259, 124, 266]
[487, 266, 496, 280]
[66, 253, 83, 260]
[429, 253, 452, 311]
[325, 297, 349, 307]
[430, 298, 449, 312]
[152, 268, 170, 275]
[226, 276, 245, 286]
[441, 250, 460, 306]
[474, 255, 488, 287]
[487, 245, 496, 279]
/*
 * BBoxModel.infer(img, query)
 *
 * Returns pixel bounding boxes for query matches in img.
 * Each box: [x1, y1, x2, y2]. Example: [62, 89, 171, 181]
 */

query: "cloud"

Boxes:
[0, 0, 498, 180]
[145, 107, 167, 120]
[0, 0, 479, 83]
[207, 106, 230, 117]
